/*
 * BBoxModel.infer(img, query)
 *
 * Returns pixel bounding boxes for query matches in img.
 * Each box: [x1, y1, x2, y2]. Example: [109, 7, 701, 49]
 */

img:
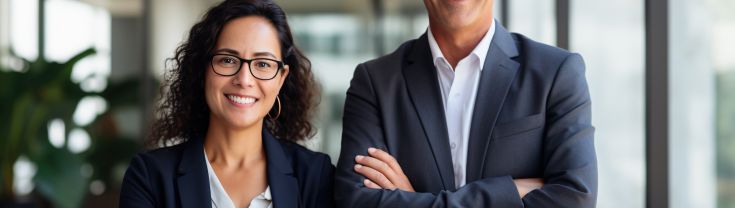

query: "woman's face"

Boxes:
[205, 16, 289, 130]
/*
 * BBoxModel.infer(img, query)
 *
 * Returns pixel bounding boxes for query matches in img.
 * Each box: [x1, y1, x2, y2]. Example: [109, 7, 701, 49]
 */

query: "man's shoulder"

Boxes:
[359, 38, 418, 71]
[510, 32, 578, 64]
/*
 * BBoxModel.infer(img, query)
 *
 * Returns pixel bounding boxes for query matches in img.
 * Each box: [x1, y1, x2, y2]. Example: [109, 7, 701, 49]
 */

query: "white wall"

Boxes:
[148, 0, 220, 78]
[1, 0, 9, 65]
[8, 0, 38, 61]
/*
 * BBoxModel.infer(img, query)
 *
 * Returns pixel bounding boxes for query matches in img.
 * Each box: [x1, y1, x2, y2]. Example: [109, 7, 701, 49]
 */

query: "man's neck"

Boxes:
[429, 21, 493, 69]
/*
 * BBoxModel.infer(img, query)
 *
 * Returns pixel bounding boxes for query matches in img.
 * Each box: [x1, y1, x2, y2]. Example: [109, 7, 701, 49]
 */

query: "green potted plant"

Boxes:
[1, 48, 97, 208]
[2, 45, 156, 207]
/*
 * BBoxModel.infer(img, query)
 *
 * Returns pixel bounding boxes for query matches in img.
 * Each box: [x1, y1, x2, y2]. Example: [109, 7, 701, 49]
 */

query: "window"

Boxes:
[670, 0, 735, 207]
[571, 0, 646, 207]
[508, 0, 556, 45]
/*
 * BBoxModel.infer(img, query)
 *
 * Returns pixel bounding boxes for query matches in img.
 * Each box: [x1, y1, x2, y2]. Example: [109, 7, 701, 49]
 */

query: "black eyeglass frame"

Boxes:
[210, 53, 285, 80]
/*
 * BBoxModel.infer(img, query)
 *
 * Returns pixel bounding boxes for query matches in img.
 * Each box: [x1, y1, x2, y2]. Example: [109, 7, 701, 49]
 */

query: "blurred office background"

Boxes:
[0, 0, 733, 207]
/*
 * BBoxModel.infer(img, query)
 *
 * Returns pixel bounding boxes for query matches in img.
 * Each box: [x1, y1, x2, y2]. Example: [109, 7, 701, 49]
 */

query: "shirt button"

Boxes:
[450, 143, 456, 149]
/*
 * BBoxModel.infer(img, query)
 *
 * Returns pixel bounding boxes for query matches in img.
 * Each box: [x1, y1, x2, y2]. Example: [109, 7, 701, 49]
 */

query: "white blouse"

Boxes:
[205, 150, 273, 208]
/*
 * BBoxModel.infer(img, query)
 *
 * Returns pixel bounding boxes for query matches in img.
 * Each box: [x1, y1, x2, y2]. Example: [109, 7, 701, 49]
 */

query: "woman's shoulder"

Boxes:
[274, 139, 334, 179]
[125, 141, 193, 176]
[275, 139, 334, 207]
[136, 141, 188, 162]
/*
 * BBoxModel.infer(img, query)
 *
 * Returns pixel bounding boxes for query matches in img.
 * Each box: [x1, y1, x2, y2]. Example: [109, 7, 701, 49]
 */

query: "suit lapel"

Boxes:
[465, 23, 521, 182]
[176, 138, 212, 208]
[403, 34, 456, 190]
[175, 131, 299, 208]
[263, 130, 300, 208]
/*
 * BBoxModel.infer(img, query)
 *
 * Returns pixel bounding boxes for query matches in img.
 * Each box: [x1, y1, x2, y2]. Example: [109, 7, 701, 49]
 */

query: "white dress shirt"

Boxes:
[205, 150, 273, 208]
[427, 21, 496, 188]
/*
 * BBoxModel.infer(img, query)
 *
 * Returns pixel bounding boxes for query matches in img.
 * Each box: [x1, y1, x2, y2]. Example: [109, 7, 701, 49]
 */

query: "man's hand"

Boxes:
[513, 178, 544, 198]
[354, 147, 415, 192]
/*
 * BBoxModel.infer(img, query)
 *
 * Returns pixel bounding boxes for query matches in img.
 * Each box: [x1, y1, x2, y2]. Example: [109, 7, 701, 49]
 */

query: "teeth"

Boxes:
[227, 95, 256, 104]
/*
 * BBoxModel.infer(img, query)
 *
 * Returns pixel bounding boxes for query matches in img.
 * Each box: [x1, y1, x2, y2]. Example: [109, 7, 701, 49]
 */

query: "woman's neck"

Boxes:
[203, 119, 265, 169]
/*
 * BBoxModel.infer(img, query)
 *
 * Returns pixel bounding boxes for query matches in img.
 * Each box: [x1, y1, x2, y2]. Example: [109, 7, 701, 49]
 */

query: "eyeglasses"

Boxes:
[210, 54, 284, 80]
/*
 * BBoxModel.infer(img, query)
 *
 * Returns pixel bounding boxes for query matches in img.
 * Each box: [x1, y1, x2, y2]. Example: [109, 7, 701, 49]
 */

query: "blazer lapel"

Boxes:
[403, 33, 456, 190]
[263, 130, 300, 208]
[465, 23, 521, 182]
[176, 138, 212, 208]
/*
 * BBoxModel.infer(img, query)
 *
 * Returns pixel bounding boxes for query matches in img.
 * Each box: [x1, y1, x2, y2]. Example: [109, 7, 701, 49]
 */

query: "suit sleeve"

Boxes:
[521, 53, 597, 207]
[334, 64, 526, 208]
[119, 154, 157, 208]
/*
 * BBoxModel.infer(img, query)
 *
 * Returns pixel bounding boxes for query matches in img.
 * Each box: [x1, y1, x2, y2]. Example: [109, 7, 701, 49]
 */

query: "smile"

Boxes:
[226, 94, 258, 104]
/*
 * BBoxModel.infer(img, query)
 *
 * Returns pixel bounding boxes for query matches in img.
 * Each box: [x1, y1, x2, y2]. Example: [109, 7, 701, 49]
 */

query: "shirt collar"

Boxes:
[427, 19, 497, 71]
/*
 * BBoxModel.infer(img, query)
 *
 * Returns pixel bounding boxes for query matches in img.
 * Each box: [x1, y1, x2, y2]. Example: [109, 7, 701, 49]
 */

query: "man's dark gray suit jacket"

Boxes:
[335, 23, 597, 207]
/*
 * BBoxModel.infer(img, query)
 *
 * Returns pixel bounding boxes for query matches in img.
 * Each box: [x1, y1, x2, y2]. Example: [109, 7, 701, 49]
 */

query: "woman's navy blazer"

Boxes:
[119, 129, 335, 208]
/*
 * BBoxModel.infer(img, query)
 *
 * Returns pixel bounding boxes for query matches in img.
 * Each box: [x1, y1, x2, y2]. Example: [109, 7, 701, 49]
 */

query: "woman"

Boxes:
[120, 0, 333, 207]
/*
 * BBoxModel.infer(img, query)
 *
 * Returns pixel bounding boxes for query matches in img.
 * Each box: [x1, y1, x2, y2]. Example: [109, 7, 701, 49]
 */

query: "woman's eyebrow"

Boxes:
[212, 49, 277, 59]
[253, 52, 278, 59]
[213, 48, 239, 55]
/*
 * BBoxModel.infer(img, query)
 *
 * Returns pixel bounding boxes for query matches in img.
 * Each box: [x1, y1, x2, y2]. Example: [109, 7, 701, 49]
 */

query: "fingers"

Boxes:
[354, 163, 395, 190]
[513, 178, 544, 198]
[513, 178, 544, 188]
[354, 148, 416, 192]
[363, 179, 381, 189]
[355, 154, 400, 183]
[367, 148, 404, 175]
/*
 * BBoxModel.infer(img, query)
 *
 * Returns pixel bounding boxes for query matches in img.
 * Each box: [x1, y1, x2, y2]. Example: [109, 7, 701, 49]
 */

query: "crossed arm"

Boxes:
[335, 54, 597, 207]
[353, 147, 543, 198]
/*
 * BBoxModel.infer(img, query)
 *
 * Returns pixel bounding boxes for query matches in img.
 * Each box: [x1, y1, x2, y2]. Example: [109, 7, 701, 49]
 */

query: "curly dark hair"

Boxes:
[148, 0, 319, 147]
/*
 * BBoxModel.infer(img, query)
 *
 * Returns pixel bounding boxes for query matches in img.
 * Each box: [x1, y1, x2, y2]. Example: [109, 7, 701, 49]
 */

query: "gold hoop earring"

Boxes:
[269, 96, 281, 120]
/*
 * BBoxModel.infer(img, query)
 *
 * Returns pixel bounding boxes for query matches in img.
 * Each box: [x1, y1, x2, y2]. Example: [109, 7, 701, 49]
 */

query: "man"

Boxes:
[335, 0, 597, 207]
